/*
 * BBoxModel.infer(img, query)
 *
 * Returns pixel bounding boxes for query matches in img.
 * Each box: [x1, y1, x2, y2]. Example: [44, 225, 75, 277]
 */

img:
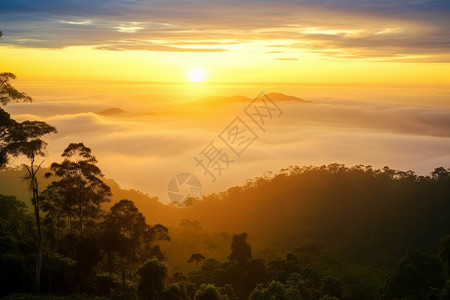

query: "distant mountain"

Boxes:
[265, 92, 310, 102]
[97, 107, 128, 116]
[193, 92, 310, 106]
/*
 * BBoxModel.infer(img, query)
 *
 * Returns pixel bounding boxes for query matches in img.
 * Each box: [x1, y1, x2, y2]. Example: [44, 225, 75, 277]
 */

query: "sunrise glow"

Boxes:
[188, 67, 207, 82]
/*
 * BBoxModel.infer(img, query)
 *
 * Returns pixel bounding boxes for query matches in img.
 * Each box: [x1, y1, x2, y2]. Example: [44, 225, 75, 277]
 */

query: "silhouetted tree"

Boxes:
[0, 72, 32, 106]
[76, 237, 102, 293]
[1, 72, 35, 167]
[439, 234, 450, 276]
[195, 283, 223, 300]
[0, 72, 58, 293]
[0, 194, 27, 237]
[104, 199, 170, 282]
[0, 194, 30, 296]
[188, 253, 206, 270]
[381, 249, 446, 300]
[230, 232, 251, 265]
[99, 226, 122, 279]
[249, 281, 292, 300]
[0, 77, 56, 293]
[46, 143, 111, 238]
[136, 258, 168, 300]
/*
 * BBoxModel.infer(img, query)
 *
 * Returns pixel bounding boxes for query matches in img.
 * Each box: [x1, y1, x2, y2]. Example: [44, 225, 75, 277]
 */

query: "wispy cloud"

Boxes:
[1, 0, 449, 61]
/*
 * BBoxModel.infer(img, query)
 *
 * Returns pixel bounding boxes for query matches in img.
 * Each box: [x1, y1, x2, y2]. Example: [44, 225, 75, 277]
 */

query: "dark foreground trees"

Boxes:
[103, 199, 170, 283]
[0, 72, 56, 293]
[3, 160, 450, 299]
[44, 142, 111, 239]
[380, 249, 446, 300]
[136, 258, 168, 300]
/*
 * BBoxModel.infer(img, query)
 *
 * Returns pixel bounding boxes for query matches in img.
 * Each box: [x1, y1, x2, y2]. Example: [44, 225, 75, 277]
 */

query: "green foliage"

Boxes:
[249, 281, 293, 300]
[41, 254, 77, 295]
[3, 157, 450, 300]
[0, 194, 27, 237]
[43, 143, 111, 238]
[195, 283, 225, 300]
[439, 235, 450, 275]
[381, 249, 446, 300]
[103, 199, 170, 281]
[136, 258, 168, 300]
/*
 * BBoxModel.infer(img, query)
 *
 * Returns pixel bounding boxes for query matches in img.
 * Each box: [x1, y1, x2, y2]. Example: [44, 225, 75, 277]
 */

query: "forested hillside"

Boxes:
[2, 164, 450, 299]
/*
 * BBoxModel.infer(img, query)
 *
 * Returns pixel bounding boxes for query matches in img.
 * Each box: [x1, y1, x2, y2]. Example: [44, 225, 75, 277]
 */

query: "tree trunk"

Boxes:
[79, 202, 83, 239]
[28, 162, 42, 294]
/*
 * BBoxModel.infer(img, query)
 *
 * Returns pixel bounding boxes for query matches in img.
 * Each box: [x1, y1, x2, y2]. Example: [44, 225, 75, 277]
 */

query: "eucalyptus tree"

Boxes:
[0, 72, 56, 293]
[45, 143, 111, 239]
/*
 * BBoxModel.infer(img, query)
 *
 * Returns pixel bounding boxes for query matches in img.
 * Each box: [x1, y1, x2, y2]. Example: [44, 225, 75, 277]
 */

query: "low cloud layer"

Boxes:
[4, 85, 450, 202]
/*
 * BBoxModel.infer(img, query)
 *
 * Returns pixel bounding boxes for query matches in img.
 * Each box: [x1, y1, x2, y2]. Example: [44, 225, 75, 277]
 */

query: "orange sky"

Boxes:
[1, 0, 450, 85]
[1, 0, 450, 203]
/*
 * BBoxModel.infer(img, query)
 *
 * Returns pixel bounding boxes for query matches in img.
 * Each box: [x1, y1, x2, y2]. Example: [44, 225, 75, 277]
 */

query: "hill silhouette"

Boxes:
[97, 107, 128, 116]
[1, 164, 449, 267]
[192, 92, 309, 107]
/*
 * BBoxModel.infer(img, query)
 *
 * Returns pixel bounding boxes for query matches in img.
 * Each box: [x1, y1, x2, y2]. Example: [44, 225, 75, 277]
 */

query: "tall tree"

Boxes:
[8, 121, 56, 294]
[0, 72, 56, 293]
[136, 258, 168, 300]
[47, 143, 111, 238]
[104, 199, 170, 281]
[1, 72, 33, 167]
[381, 249, 446, 300]
[230, 232, 252, 265]
[188, 253, 206, 270]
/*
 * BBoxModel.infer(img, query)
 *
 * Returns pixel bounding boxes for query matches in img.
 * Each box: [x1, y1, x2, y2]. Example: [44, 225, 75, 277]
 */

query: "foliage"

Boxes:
[195, 283, 225, 300]
[43, 143, 111, 238]
[380, 249, 446, 300]
[136, 258, 168, 300]
[0, 72, 32, 105]
[230, 233, 251, 265]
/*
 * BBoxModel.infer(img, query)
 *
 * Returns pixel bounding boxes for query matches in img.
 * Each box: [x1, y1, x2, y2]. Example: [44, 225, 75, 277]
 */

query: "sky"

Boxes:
[1, 0, 450, 83]
[1, 0, 450, 203]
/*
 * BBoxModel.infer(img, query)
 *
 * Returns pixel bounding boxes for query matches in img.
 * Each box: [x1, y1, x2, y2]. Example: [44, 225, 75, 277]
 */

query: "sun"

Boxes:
[188, 67, 207, 82]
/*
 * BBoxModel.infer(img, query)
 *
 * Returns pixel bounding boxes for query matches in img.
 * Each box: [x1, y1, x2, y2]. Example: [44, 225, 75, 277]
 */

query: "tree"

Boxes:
[46, 143, 111, 238]
[104, 199, 170, 282]
[195, 284, 223, 300]
[41, 181, 71, 249]
[0, 194, 27, 237]
[136, 258, 168, 300]
[439, 234, 450, 275]
[188, 253, 206, 270]
[230, 232, 251, 265]
[249, 281, 290, 300]
[0, 73, 56, 293]
[0, 72, 32, 106]
[0, 194, 30, 296]
[381, 249, 446, 300]
[1, 72, 34, 167]
[15, 121, 56, 294]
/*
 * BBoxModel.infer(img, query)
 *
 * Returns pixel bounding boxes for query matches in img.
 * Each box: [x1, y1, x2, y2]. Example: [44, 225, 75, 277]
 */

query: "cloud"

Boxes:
[4, 87, 450, 202]
[0, 0, 449, 61]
